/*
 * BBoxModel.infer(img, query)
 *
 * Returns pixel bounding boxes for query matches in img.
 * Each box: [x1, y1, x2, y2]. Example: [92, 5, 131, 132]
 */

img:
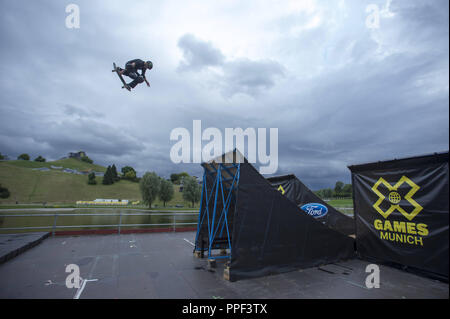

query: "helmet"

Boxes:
[146, 61, 153, 70]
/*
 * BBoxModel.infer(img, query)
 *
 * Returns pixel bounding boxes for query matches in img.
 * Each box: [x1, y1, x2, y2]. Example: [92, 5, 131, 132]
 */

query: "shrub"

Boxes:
[0, 184, 10, 199]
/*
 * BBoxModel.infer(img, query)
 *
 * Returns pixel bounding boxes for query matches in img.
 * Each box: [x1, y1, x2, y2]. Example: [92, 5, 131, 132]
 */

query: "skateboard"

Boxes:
[112, 62, 131, 91]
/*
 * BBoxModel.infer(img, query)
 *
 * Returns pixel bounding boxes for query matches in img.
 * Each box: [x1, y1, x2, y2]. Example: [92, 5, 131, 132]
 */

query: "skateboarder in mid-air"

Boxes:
[115, 59, 153, 91]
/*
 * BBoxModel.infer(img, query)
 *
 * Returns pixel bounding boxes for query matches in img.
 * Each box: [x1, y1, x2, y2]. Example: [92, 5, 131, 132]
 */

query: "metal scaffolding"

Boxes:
[194, 162, 240, 260]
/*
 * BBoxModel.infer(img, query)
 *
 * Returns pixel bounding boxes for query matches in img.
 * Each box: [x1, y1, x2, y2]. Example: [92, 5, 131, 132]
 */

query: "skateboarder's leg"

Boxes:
[126, 72, 144, 88]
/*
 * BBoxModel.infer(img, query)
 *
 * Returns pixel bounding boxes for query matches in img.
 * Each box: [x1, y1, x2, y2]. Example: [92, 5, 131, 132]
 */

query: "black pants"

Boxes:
[123, 63, 144, 88]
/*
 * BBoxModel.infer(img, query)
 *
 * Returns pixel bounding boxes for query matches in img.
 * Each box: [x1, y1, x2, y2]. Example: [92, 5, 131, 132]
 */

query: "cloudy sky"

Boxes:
[0, 0, 448, 189]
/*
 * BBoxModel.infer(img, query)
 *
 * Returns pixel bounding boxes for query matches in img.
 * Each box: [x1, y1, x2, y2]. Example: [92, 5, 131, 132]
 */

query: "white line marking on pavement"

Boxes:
[183, 238, 195, 246]
[73, 278, 98, 299]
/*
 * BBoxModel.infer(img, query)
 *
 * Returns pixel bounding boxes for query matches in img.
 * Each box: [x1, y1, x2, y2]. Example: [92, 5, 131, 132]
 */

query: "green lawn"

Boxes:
[325, 198, 354, 216]
[327, 198, 353, 207]
[0, 162, 138, 203]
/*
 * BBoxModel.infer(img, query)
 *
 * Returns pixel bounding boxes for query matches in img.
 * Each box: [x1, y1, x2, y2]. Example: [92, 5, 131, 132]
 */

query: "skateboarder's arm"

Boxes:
[141, 69, 150, 86]
[142, 74, 150, 86]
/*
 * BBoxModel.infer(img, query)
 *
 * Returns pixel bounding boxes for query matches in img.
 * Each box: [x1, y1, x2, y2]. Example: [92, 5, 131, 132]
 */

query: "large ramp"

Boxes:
[194, 150, 355, 281]
[267, 174, 355, 236]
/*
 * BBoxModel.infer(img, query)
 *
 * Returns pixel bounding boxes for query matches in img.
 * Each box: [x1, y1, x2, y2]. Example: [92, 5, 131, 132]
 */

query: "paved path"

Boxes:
[0, 232, 447, 299]
[0, 232, 49, 264]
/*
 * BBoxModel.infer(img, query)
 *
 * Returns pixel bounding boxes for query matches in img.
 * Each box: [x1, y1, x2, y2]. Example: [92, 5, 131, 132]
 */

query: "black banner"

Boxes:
[349, 152, 449, 280]
[267, 174, 355, 236]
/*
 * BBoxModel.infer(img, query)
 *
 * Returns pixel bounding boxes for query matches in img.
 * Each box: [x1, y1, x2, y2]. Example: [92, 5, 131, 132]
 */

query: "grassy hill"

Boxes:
[0, 159, 194, 208]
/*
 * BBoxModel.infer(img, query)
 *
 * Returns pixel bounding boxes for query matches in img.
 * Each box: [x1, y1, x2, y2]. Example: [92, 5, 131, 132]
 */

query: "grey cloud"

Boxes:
[0, 105, 144, 164]
[177, 33, 285, 97]
[177, 33, 225, 71]
[35, 119, 144, 157]
[221, 58, 285, 97]
[63, 104, 102, 118]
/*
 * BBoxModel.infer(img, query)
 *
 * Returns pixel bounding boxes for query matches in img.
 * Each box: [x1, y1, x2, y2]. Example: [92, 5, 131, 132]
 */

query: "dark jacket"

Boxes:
[125, 59, 147, 78]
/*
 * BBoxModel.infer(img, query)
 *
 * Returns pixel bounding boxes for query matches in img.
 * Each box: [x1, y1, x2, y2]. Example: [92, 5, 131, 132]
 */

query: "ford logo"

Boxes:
[300, 203, 328, 218]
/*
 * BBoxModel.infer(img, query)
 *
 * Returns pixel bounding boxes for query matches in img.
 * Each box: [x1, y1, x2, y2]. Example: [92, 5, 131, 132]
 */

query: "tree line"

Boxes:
[314, 181, 352, 199]
[2, 152, 94, 163]
[1, 153, 48, 162]
[139, 172, 201, 208]
[87, 165, 139, 185]
[89, 165, 202, 208]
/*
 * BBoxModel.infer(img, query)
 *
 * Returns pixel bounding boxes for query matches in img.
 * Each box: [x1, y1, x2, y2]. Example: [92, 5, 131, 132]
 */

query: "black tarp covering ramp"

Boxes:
[267, 174, 355, 236]
[194, 150, 355, 281]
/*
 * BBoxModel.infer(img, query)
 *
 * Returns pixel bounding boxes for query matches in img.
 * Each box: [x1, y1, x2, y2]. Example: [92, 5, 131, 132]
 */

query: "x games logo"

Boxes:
[371, 176, 423, 221]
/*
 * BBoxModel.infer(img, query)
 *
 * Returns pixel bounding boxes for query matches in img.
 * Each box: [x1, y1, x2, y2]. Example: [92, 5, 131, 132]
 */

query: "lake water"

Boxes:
[0, 208, 198, 234]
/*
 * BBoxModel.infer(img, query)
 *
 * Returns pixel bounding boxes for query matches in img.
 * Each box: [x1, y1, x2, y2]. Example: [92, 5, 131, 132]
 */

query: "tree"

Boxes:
[80, 156, 93, 164]
[121, 166, 136, 175]
[0, 153, 4, 160]
[17, 153, 30, 161]
[315, 188, 334, 199]
[34, 155, 46, 162]
[122, 166, 137, 181]
[0, 184, 10, 199]
[334, 181, 344, 196]
[342, 184, 352, 197]
[170, 173, 179, 184]
[111, 164, 119, 182]
[159, 179, 174, 207]
[124, 170, 137, 181]
[170, 172, 190, 185]
[139, 172, 161, 208]
[102, 166, 114, 185]
[87, 172, 97, 185]
[323, 188, 333, 199]
[179, 172, 190, 183]
[182, 176, 201, 207]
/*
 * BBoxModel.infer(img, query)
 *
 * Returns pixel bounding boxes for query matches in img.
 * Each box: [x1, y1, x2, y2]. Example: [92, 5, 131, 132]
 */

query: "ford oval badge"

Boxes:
[300, 203, 328, 218]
